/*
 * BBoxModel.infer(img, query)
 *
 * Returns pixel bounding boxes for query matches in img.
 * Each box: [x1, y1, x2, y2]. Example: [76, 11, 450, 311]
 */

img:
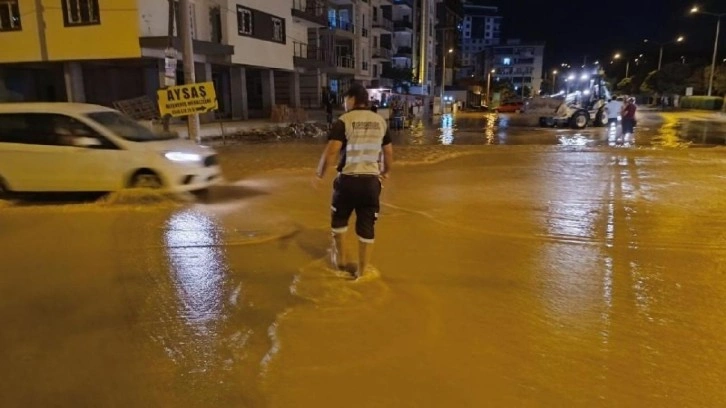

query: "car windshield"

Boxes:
[86, 111, 176, 142]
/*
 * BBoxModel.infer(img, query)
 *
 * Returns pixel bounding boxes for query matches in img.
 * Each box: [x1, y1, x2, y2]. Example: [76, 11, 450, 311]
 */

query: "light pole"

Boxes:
[644, 36, 685, 70]
[440, 48, 453, 114]
[613, 53, 631, 78]
[552, 69, 558, 94]
[691, 6, 725, 96]
[485, 69, 495, 105]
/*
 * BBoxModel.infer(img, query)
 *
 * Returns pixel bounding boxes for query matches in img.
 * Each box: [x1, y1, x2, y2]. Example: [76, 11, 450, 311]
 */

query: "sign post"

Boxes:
[158, 81, 218, 119]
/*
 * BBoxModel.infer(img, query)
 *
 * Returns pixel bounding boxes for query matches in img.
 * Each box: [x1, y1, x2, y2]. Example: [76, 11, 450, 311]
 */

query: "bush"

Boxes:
[679, 96, 724, 110]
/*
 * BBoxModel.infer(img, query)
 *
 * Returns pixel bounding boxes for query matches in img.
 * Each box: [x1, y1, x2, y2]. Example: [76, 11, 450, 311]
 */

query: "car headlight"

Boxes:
[164, 151, 202, 162]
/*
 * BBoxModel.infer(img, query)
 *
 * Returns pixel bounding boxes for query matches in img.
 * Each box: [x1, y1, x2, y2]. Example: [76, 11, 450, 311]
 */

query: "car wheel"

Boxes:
[129, 171, 163, 189]
[570, 111, 589, 129]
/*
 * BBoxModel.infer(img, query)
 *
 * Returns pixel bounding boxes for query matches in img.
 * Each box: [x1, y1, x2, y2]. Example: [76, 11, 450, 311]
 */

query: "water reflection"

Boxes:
[164, 209, 227, 334]
[538, 152, 652, 343]
[439, 114, 454, 145]
[651, 115, 690, 148]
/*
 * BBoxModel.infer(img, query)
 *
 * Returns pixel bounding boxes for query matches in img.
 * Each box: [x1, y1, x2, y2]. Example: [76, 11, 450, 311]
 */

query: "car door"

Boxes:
[51, 114, 125, 192]
[0, 113, 70, 192]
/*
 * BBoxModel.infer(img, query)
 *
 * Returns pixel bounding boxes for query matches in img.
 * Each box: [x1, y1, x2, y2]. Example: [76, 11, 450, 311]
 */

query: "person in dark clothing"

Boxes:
[621, 97, 637, 137]
[314, 83, 393, 279]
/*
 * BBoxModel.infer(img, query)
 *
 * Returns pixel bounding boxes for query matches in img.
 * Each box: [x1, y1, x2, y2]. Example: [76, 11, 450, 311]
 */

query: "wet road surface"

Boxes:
[0, 111, 725, 407]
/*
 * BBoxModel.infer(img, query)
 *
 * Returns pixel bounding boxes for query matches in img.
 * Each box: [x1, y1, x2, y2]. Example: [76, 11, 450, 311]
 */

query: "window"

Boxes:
[86, 112, 172, 143]
[62, 0, 100, 27]
[503, 57, 511, 65]
[237, 6, 252, 35]
[237, 6, 285, 44]
[0, 113, 116, 149]
[0, 0, 21, 32]
[272, 17, 283, 42]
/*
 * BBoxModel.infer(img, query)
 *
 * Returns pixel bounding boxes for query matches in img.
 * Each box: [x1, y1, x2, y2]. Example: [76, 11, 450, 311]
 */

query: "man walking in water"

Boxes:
[315, 83, 393, 279]
[621, 97, 637, 140]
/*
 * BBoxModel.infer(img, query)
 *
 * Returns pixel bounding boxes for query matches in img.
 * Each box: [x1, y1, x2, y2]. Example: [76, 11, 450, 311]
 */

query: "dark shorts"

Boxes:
[622, 118, 636, 134]
[607, 118, 618, 126]
[331, 174, 382, 242]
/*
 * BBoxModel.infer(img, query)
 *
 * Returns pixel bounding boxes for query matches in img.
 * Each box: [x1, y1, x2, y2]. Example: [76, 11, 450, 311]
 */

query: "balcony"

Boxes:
[394, 46, 412, 58]
[393, 20, 413, 31]
[328, 18, 355, 37]
[372, 17, 393, 31]
[327, 55, 356, 75]
[291, 0, 328, 26]
[393, 0, 413, 8]
[373, 77, 394, 88]
[293, 41, 325, 69]
[372, 47, 392, 59]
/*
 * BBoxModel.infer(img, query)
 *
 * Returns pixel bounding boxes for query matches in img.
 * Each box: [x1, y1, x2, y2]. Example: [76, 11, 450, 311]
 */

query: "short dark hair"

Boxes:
[344, 83, 369, 106]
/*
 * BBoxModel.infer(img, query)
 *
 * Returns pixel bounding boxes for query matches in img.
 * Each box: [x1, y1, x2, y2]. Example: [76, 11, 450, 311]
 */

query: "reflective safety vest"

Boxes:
[338, 109, 389, 175]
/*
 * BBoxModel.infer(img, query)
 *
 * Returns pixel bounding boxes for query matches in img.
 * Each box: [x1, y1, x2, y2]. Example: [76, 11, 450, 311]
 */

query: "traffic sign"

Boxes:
[157, 81, 218, 117]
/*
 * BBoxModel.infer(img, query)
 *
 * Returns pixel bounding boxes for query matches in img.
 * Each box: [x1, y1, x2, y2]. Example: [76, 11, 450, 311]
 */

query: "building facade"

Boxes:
[434, 0, 462, 93]
[459, 1, 500, 79]
[0, 0, 434, 119]
[484, 39, 545, 96]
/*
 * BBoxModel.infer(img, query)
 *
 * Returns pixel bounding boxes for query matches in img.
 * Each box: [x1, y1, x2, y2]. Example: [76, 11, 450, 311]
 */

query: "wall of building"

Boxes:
[223, 0, 294, 70]
[1, 0, 140, 63]
[0, 0, 43, 62]
[44, 0, 141, 60]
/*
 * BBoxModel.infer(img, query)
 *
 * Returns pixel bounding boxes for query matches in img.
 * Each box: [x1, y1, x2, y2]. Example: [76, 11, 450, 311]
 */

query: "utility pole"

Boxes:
[708, 17, 721, 96]
[179, 0, 200, 143]
[162, 0, 177, 132]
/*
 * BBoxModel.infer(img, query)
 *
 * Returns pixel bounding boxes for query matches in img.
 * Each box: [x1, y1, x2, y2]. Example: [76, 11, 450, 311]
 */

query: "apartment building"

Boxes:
[459, 1, 501, 79]
[1, 0, 420, 120]
[483, 39, 545, 95]
[434, 0, 462, 92]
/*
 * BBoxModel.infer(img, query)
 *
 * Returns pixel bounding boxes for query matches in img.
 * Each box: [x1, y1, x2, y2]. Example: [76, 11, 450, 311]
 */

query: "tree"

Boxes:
[617, 77, 635, 94]
[382, 65, 414, 93]
[492, 81, 516, 102]
[640, 63, 695, 96]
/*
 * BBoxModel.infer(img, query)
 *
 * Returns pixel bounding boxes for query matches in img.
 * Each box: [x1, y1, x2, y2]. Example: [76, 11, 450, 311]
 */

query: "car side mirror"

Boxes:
[73, 137, 102, 148]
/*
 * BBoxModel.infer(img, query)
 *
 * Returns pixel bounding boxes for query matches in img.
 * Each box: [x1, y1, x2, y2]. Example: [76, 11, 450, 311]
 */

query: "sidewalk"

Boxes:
[164, 108, 341, 140]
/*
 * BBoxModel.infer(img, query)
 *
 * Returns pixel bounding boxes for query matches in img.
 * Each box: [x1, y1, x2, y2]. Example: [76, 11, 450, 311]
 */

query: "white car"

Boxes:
[0, 103, 222, 194]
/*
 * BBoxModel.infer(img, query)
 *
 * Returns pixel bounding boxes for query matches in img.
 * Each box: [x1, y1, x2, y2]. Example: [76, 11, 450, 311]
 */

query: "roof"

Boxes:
[0, 102, 117, 115]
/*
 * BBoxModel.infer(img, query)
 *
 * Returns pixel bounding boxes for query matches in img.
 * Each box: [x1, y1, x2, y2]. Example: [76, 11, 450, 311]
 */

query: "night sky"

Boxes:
[488, 0, 724, 73]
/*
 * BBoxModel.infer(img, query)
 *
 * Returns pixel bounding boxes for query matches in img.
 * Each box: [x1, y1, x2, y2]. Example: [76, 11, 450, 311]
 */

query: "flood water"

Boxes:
[394, 110, 726, 147]
[0, 111, 725, 407]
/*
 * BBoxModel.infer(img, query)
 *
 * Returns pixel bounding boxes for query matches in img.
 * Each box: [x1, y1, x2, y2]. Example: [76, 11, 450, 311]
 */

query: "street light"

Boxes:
[644, 35, 686, 70]
[552, 69, 558, 94]
[440, 48, 453, 114]
[613, 53, 630, 78]
[691, 6, 725, 96]
[486, 69, 496, 104]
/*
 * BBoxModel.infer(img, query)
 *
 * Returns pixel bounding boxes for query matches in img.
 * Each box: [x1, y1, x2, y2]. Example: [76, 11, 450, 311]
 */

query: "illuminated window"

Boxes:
[503, 57, 511, 65]
[62, 0, 100, 27]
[272, 17, 284, 42]
[237, 6, 253, 35]
[0, 0, 21, 31]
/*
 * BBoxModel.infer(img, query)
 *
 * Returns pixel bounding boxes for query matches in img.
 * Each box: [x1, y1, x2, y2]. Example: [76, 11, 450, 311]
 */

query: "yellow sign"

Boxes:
[157, 82, 218, 117]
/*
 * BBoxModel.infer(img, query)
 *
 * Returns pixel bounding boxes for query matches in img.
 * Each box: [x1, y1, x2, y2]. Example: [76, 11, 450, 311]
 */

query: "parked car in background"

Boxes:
[495, 101, 526, 113]
[0, 103, 222, 195]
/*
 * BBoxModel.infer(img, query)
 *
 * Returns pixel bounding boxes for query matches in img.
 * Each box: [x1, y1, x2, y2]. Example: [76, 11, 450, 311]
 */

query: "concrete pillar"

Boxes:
[195, 62, 214, 123]
[63, 62, 85, 103]
[261, 69, 275, 116]
[289, 71, 300, 108]
[230, 66, 248, 120]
